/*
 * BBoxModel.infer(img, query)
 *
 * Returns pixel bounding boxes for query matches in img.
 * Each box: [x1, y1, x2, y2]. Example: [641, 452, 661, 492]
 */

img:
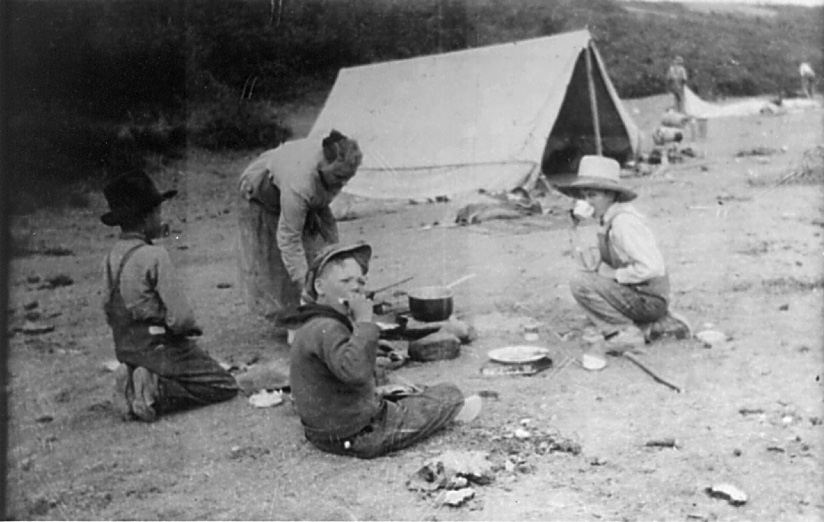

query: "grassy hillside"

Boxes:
[4, 0, 823, 209]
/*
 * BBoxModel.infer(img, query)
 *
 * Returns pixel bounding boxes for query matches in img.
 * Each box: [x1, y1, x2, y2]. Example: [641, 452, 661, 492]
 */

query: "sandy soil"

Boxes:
[5, 94, 824, 521]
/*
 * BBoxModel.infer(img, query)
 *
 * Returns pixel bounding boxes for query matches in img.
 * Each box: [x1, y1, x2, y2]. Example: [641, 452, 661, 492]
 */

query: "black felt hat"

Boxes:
[100, 171, 177, 227]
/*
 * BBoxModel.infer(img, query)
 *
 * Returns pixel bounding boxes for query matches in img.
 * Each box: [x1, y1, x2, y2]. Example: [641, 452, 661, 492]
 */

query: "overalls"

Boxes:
[570, 211, 669, 332]
[105, 242, 238, 414]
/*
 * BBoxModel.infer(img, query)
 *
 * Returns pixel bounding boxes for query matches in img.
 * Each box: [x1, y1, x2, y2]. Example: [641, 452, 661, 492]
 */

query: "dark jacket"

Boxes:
[285, 304, 382, 439]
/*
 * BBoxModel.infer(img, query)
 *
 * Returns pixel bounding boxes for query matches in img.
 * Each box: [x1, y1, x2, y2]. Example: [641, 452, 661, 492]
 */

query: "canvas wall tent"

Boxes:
[309, 29, 640, 200]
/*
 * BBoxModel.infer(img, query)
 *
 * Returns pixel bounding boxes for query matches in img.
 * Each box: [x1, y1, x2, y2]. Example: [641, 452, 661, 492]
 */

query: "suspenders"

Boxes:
[106, 243, 146, 303]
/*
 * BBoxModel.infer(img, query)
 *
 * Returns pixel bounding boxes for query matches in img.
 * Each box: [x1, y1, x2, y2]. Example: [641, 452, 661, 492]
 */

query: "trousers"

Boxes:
[305, 383, 464, 459]
[120, 338, 238, 414]
[570, 271, 668, 335]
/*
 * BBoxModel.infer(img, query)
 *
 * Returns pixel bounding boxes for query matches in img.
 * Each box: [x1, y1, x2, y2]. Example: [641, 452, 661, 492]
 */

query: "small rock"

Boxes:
[696, 330, 728, 348]
[420, 450, 494, 485]
[778, 303, 789, 311]
[235, 364, 289, 395]
[443, 488, 475, 507]
[738, 407, 764, 416]
[645, 438, 679, 449]
[705, 483, 747, 506]
[19, 321, 55, 335]
[514, 428, 531, 439]
[20, 457, 34, 471]
[27, 275, 41, 284]
[477, 390, 499, 400]
[733, 449, 742, 457]
[23, 301, 39, 311]
[582, 353, 607, 371]
[524, 332, 540, 342]
[24, 311, 42, 321]
[216, 283, 232, 289]
[35, 415, 54, 424]
[248, 390, 284, 408]
[439, 320, 477, 344]
[516, 462, 532, 474]
[446, 476, 468, 489]
[102, 360, 121, 373]
[408, 331, 461, 362]
[44, 274, 74, 289]
[29, 496, 51, 516]
[504, 459, 515, 472]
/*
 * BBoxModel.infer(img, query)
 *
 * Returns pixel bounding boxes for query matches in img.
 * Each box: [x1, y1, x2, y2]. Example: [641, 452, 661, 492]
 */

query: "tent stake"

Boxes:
[585, 44, 603, 156]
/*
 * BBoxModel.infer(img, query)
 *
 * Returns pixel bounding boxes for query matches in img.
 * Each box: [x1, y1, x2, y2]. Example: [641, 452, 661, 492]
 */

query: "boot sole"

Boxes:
[132, 367, 158, 422]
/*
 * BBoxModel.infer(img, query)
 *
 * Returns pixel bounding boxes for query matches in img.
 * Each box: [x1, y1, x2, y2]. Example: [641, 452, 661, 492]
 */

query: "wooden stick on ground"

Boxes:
[623, 352, 682, 393]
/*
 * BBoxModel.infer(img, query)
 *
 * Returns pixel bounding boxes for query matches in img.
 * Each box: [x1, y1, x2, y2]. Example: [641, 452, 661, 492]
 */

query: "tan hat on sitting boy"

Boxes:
[553, 155, 636, 203]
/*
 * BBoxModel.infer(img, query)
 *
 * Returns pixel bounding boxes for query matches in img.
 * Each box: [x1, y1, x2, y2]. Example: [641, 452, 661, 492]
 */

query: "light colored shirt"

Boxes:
[667, 64, 688, 88]
[600, 203, 666, 285]
[103, 233, 199, 335]
[238, 139, 341, 284]
[800, 62, 815, 78]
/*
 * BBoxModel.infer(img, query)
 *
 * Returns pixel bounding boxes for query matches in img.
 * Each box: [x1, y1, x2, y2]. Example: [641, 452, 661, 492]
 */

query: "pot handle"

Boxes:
[445, 273, 477, 290]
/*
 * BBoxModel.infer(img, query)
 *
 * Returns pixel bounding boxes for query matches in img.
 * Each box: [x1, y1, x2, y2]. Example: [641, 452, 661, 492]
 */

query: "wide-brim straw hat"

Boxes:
[553, 155, 637, 203]
[100, 170, 177, 227]
[304, 242, 372, 301]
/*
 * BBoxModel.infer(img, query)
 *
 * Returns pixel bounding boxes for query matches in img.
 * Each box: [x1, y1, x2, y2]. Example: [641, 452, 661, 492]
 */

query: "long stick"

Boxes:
[623, 352, 682, 393]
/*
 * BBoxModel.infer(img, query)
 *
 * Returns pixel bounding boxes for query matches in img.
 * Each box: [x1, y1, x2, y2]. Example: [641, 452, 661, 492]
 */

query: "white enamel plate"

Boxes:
[488, 345, 551, 364]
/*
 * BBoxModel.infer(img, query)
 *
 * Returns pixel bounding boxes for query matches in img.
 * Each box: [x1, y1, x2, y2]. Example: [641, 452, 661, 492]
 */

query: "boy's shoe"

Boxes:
[648, 310, 693, 341]
[605, 327, 646, 354]
[132, 367, 159, 423]
[454, 395, 483, 424]
[113, 364, 135, 421]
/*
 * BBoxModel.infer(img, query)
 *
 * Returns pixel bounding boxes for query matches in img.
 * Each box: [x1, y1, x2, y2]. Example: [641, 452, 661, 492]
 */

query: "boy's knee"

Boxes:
[569, 272, 595, 298]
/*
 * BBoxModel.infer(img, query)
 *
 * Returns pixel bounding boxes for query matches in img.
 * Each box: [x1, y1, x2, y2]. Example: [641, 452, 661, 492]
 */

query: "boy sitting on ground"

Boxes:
[101, 171, 238, 422]
[283, 242, 481, 459]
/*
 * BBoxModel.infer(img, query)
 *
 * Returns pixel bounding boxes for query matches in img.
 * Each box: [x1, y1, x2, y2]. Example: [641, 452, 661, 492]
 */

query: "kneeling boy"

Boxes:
[101, 171, 238, 422]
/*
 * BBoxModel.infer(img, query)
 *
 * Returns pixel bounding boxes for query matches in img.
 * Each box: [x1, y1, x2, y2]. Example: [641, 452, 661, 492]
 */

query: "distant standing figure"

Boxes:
[236, 131, 362, 325]
[799, 62, 816, 98]
[666, 56, 688, 114]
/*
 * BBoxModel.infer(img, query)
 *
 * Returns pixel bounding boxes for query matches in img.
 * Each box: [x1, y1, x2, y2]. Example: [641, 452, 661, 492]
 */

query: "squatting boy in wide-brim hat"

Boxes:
[555, 156, 691, 353]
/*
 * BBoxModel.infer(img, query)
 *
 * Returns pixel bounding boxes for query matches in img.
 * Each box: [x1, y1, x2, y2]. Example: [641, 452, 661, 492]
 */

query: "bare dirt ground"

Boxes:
[5, 94, 824, 521]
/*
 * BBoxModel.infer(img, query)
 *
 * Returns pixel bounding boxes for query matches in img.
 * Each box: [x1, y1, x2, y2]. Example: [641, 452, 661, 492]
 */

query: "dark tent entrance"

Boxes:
[541, 44, 636, 179]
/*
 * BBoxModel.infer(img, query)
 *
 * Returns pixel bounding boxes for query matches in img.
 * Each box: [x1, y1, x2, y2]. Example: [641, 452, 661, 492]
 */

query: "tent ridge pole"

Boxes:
[585, 42, 603, 156]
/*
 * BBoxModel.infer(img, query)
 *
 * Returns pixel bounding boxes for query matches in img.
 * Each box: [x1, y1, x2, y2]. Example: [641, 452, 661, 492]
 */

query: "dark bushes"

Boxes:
[188, 98, 292, 151]
[5, 0, 823, 211]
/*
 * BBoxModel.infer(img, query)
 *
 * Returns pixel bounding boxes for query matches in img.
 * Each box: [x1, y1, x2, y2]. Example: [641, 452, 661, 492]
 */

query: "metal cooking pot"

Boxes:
[406, 274, 476, 322]
[408, 286, 454, 322]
